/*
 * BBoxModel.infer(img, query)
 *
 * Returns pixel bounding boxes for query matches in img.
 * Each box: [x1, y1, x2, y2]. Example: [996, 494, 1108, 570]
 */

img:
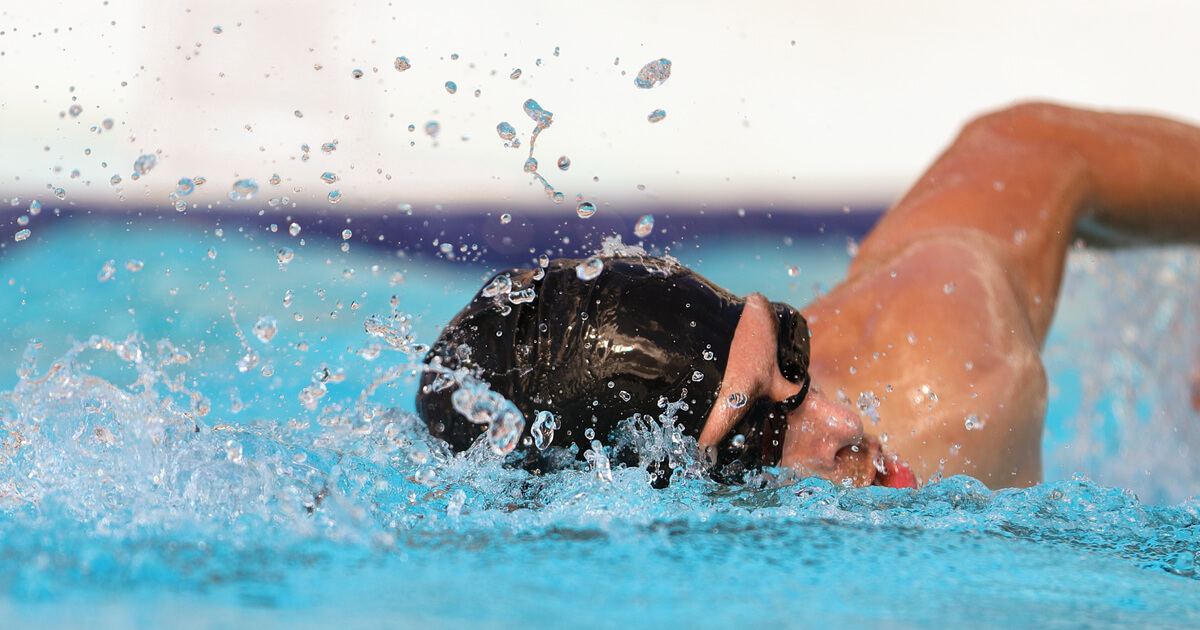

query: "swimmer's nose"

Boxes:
[797, 390, 865, 466]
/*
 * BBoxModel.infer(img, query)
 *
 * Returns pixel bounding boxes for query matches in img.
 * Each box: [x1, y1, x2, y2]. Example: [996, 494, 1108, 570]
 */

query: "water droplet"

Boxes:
[282, 289, 294, 307]
[509, 68, 522, 80]
[584, 427, 595, 440]
[394, 56, 411, 72]
[252, 315, 278, 343]
[634, 58, 672, 89]
[482, 274, 513, 298]
[907, 332, 917, 345]
[14, 229, 31, 242]
[964, 414, 985, 431]
[500, 213, 512, 224]
[474, 89, 481, 98]
[206, 247, 217, 260]
[576, 257, 604, 281]
[424, 121, 440, 138]
[268, 173, 281, 186]
[439, 242, 454, 255]
[289, 223, 301, 236]
[552, 191, 564, 203]
[634, 214, 654, 238]
[787, 265, 801, 277]
[328, 190, 342, 204]
[691, 371, 704, 382]
[276, 247, 294, 265]
[726, 392, 748, 409]
[523, 157, 538, 173]
[176, 177, 195, 196]
[496, 121, 516, 141]
[522, 99, 553, 125]
[125, 259, 144, 272]
[321, 141, 337, 153]
[444, 81, 457, 94]
[944, 282, 956, 295]
[212, 25, 223, 34]
[69, 104, 82, 117]
[647, 109, 667, 123]
[97, 259, 116, 282]
[229, 179, 259, 201]
[173, 199, 187, 213]
[236, 349, 258, 373]
[133, 154, 158, 176]
[557, 155, 571, 170]
[102, 118, 114, 130]
[703, 349, 714, 361]
[16, 215, 28, 227]
[294, 110, 303, 118]
[576, 201, 596, 219]
[351, 68, 364, 79]
[28, 200, 42, 216]
[53, 188, 66, 200]
[109, 174, 122, 186]
[531, 410, 557, 450]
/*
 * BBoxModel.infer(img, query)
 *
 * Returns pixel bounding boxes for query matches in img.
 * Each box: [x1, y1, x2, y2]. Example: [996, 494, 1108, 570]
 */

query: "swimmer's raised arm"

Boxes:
[851, 102, 1200, 345]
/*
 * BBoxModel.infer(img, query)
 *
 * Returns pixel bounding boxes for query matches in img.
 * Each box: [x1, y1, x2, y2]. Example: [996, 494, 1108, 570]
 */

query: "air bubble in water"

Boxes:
[276, 247, 295, 265]
[576, 201, 596, 219]
[634, 214, 654, 238]
[14, 229, 30, 242]
[726, 392, 748, 409]
[252, 315, 278, 343]
[444, 81, 457, 94]
[648, 109, 666, 123]
[176, 178, 195, 196]
[133, 154, 158, 176]
[557, 155, 570, 170]
[229, 179, 259, 201]
[394, 56, 411, 72]
[496, 122, 516, 141]
[576, 257, 603, 281]
[634, 58, 672, 89]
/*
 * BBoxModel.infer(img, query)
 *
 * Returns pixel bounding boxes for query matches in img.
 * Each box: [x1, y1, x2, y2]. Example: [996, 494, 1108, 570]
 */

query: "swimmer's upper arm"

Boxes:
[852, 102, 1200, 346]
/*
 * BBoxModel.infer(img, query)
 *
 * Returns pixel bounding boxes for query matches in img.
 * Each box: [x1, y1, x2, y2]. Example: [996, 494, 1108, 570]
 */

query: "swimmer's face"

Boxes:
[700, 293, 886, 487]
[778, 384, 882, 487]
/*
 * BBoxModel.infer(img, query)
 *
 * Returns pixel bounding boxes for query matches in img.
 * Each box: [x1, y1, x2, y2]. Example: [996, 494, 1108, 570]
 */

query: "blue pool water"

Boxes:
[1, 211, 1199, 628]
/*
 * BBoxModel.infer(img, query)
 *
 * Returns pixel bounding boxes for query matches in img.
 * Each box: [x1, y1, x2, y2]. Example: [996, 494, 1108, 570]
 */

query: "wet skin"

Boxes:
[699, 102, 1200, 488]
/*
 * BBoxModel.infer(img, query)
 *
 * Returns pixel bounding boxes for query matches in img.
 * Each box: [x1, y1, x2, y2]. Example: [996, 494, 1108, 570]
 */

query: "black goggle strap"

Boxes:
[760, 373, 810, 465]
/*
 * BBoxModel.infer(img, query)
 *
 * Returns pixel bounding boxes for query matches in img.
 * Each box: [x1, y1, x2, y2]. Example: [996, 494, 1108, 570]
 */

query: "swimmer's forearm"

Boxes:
[977, 103, 1200, 243]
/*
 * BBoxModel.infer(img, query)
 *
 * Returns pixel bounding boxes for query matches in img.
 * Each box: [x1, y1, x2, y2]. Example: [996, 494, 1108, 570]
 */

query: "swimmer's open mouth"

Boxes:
[836, 437, 918, 489]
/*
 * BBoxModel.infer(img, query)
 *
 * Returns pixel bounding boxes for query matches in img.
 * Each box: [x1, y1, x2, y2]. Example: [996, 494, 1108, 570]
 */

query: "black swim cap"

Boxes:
[416, 255, 810, 482]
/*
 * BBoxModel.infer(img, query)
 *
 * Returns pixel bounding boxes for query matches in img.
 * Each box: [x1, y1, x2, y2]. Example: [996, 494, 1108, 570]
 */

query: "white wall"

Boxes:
[3, 0, 1199, 213]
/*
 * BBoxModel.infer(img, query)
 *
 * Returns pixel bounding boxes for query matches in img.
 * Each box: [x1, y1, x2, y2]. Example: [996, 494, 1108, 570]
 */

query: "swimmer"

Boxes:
[419, 102, 1200, 489]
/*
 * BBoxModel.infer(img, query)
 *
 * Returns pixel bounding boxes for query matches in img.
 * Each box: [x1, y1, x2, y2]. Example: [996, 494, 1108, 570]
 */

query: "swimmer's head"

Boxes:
[416, 255, 810, 479]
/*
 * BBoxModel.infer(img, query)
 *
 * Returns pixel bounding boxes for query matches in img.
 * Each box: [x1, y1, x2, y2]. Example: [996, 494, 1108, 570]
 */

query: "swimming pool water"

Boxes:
[1, 212, 1198, 628]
